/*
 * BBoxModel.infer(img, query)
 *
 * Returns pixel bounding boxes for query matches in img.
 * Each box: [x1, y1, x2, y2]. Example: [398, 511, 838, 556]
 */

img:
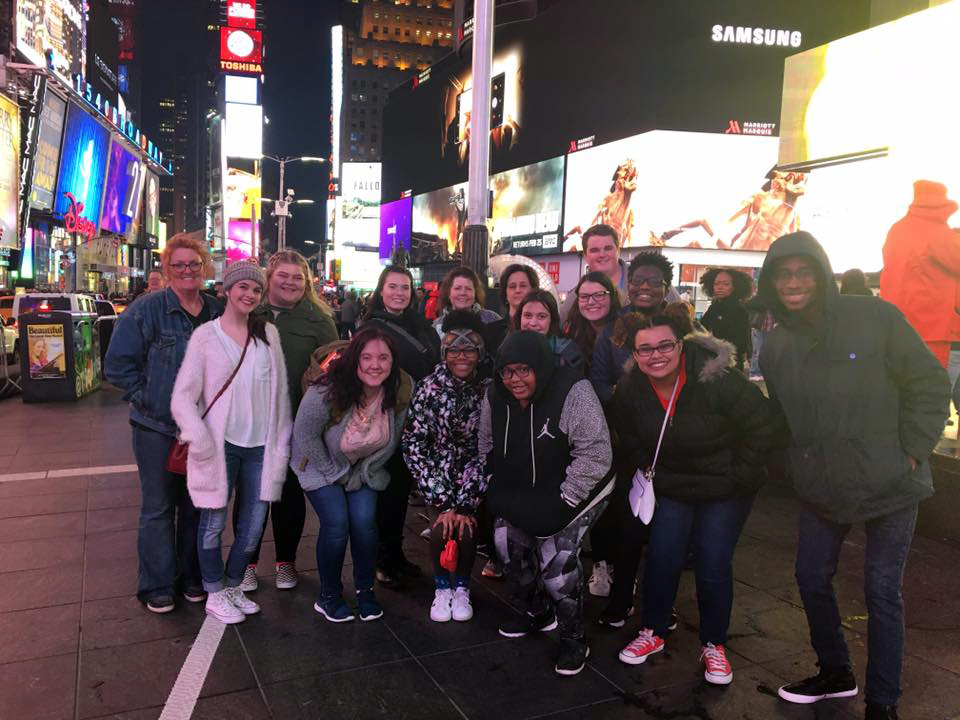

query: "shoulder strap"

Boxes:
[649, 373, 680, 472]
[372, 317, 427, 354]
[200, 333, 251, 420]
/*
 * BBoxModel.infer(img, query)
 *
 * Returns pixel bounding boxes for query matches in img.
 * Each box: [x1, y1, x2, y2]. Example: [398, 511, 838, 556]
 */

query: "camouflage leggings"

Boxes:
[494, 500, 607, 640]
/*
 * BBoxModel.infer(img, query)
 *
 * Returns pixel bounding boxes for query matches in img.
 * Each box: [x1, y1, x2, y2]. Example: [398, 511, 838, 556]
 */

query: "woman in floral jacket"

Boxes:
[402, 310, 491, 623]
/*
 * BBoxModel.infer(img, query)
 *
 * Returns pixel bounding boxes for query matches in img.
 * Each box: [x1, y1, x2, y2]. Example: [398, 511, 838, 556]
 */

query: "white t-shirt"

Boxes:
[214, 319, 272, 448]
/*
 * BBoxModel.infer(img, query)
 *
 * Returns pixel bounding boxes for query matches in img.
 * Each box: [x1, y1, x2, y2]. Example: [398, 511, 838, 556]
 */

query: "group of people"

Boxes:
[104, 219, 948, 720]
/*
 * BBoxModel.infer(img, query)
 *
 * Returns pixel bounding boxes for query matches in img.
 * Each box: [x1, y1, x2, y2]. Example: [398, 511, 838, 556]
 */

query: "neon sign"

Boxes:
[64, 193, 97, 241]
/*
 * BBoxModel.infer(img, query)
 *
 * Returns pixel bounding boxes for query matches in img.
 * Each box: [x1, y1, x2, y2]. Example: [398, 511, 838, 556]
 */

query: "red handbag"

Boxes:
[440, 538, 459, 572]
[166, 335, 251, 476]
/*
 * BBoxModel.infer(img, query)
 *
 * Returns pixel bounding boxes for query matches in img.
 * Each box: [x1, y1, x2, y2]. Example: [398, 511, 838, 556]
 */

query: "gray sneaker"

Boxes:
[275, 563, 298, 590]
[240, 565, 258, 592]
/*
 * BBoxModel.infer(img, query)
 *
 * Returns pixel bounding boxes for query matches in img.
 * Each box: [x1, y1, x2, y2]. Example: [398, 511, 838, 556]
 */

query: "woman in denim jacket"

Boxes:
[105, 234, 223, 614]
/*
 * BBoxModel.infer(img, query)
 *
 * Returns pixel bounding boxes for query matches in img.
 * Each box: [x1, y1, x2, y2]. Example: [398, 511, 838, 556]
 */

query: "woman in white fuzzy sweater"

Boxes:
[171, 261, 292, 625]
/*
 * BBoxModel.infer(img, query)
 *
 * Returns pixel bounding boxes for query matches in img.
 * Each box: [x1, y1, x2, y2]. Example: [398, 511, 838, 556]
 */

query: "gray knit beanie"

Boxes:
[222, 260, 266, 292]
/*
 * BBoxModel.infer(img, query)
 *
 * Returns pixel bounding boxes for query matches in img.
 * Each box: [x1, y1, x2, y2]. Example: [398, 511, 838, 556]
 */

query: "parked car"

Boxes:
[0, 295, 14, 323]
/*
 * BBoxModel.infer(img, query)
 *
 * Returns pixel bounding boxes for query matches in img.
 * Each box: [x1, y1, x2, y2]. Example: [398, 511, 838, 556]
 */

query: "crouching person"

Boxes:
[481, 330, 615, 676]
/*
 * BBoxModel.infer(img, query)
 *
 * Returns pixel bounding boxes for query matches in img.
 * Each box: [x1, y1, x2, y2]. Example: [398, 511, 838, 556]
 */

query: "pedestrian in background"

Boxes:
[170, 261, 292, 625]
[499, 263, 540, 326]
[340, 290, 358, 339]
[559, 224, 629, 322]
[236, 250, 338, 594]
[362, 265, 441, 587]
[433, 266, 507, 375]
[612, 304, 777, 685]
[146, 269, 165, 293]
[105, 233, 223, 614]
[403, 310, 491, 623]
[759, 231, 948, 720]
[840, 269, 874, 296]
[515, 289, 584, 374]
[699, 268, 753, 369]
[291, 327, 413, 622]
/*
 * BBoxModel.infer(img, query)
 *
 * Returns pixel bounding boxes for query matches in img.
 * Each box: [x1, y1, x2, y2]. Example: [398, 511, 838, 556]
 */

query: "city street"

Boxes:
[0, 386, 957, 719]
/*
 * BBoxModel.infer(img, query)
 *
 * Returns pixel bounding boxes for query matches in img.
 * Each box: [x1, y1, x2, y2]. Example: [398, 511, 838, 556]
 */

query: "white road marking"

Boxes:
[0, 464, 138, 483]
[158, 615, 227, 720]
[0, 471, 47, 483]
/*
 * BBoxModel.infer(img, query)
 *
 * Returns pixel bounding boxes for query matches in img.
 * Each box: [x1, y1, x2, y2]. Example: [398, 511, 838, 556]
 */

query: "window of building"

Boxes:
[427, 19, 432, 25]
[383, 25, 389, 33]
[374, 12, 380, 18]
[426, 30, 431, 36]
[373, 49, 379, 57]
[395, 27, 401, 35]
[373, 81, 379, 89]
[416, 29, 421, 35]
[358, 93, 366, 101]
[356, 47, 364, 56]
[360, 80, 366, 88]
[405, 29, 410, 36]
[350, 131, 358, 141]
[373, 25, 378, 32]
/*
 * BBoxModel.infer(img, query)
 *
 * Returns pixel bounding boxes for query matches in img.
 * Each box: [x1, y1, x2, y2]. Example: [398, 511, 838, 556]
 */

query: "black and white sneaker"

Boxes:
[498, 611, 558, 638]
[145, 595, 175, 614]
[555, 638, 590, 676]
[778, 666, 858, 704]
[597, 605, 634, 628]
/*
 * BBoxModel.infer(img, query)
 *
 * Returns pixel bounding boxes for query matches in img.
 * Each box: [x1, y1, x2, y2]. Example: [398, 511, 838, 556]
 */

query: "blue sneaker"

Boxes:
[357, 589, 384, 621]
[313, 596, 355, 623]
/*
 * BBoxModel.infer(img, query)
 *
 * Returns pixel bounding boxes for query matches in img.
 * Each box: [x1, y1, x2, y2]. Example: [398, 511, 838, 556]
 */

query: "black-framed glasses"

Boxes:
[169, 261, 202, 273]
[628, 274, 666, 289]
[578, 290, 611, 304]
[499, 365, 532, 380]
[445, 348, 479, 359]
[633, 340, 680, 358]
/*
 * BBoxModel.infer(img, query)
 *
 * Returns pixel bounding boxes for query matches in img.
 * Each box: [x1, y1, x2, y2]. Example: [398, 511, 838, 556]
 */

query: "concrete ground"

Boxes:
[1, 386, 958, 719]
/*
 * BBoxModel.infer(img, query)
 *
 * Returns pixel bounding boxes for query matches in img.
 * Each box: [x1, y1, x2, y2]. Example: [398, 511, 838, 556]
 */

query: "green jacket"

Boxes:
[758, 231, 949, 524]
[258, 299, 338, 413]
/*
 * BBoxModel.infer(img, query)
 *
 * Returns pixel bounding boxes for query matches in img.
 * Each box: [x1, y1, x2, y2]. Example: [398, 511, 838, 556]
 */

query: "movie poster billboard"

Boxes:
[411, 181, 467, 264]
[338, 162, 381, 249]
[29, 91, 67, 211]
[0, 95, 19, 249]
[15, 0, 86, 82]
[27, 324, 66, 380]
[490, 156, 564, 256]
[143, 170, 160, 240]
[379, 197, 412, 261]
[563, 130, 782, 252]
[54, 104, 110, 226]
[100, 140, 144, 238]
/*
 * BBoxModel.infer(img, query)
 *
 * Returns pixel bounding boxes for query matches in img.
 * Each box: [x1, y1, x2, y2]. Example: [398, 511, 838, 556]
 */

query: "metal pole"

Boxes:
[462, 0, 494, 276]
[278, 159, 286, 251]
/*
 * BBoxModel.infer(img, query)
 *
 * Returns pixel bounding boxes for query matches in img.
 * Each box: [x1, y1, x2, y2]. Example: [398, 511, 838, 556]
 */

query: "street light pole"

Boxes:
[277, 158, 286, 250]
[262, 155, 324, 253]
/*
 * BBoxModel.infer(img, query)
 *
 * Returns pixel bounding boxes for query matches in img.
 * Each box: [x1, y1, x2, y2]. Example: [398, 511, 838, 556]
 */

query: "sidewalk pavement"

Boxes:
[1, 386, 959, 720]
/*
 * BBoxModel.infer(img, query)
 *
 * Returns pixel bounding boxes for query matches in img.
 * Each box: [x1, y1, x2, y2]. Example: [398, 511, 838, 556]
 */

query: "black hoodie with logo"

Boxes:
[479, 331, 614, 537]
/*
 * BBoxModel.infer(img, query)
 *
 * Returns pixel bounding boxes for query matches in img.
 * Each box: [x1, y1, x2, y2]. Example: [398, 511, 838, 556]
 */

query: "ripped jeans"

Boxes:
[197, 443, 268, 593]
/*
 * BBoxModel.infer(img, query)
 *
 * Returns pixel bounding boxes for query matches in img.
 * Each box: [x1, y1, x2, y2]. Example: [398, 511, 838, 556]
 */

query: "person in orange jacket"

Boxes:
[880, 180, 960, 368]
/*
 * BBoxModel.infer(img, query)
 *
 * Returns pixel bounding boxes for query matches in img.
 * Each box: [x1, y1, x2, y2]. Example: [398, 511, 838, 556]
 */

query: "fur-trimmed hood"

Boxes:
[622, 330, 736, 382]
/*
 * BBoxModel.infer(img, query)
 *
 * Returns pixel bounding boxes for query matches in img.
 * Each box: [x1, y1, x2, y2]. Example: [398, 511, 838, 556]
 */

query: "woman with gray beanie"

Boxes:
[171, 260, 293, 625]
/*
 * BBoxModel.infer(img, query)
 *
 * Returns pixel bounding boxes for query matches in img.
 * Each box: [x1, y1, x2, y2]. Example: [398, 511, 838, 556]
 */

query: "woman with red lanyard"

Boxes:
[608, 303, 777, 684]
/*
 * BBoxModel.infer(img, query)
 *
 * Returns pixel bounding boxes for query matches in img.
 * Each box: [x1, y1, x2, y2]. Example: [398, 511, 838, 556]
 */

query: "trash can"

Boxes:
[19, 310, 102, 403]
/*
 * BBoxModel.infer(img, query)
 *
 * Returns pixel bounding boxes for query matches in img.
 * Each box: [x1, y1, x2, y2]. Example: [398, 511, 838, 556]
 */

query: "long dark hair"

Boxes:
[319, 326, 401, 414]
[514, 289, 561, 336]
[563, 271, 621, 358]
[368, 265, 416, 315]
[248, 312, 269, 345]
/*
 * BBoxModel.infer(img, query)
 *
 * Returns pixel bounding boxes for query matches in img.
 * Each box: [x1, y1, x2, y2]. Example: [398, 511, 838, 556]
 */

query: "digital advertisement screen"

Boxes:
[338, 162, 381, 249]
[563, 130, 781, 252]
[54, 104, 110, 226]
[411, 181, 467, 264]
[15, 0, 86, 82]
[225, 75, 258, 105]
[220, 27, 263, 74]
[379, 197, 412, 260]
[224, 102, 263, 159]
[227, 220, 255, 263]
[100, 140, 144, 238]
[0, 94, 20, 249]
[223, 165, 261, 221]
[29, 90, 67, 211]
[490, 156, 564, 256]
[143, 170, 160, 240]
[227, 0, 257, 29]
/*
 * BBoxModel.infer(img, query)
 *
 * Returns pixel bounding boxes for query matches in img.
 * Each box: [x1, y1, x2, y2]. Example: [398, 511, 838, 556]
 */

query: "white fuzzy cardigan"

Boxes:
[170, 320, 292, 510]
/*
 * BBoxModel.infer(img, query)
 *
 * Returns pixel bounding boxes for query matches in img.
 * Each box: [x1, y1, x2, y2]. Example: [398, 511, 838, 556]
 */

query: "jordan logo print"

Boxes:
[537, 420, 556, 440]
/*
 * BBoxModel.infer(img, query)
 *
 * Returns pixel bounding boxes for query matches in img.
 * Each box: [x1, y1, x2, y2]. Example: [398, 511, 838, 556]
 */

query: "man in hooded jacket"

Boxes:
[758, 231, 948, 720]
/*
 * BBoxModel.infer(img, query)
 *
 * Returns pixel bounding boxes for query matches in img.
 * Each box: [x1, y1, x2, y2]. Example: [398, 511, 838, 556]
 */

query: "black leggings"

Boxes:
[605, 481, 649, 612]
[427, 507, 478, 579]
[235, 468, 306, 566]
[376, 450, 414, 571]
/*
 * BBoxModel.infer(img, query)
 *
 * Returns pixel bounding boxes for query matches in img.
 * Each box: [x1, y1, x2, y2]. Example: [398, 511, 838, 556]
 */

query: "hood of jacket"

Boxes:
[684, 331, 737, 382]
[757, 230, 838, 323]
[493, 330, 556, 404]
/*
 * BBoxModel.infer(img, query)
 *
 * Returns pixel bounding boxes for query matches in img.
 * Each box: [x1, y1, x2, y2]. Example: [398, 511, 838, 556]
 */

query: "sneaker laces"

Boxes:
[700, 643, 730, 674]
[624, 628, 659, 655]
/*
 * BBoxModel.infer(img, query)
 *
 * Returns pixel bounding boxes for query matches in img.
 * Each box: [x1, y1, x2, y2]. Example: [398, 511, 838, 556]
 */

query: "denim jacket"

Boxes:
[105, 288, 223, 436]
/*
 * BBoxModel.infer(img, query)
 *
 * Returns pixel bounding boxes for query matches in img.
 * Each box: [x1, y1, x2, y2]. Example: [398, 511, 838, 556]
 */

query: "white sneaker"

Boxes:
[224, 586, 261, 615]
[588, 561, 612, 597]
[451, 587, 473, 622]
[430, 588, 453, 622]
[275, 562, 298, 590]
[240, 565, 258, 592]
[205, 590, 245, 624]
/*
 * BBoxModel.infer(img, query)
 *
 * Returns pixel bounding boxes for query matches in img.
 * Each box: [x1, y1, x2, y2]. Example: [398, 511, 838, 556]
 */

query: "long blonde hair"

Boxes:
[266, 250, 332, 316]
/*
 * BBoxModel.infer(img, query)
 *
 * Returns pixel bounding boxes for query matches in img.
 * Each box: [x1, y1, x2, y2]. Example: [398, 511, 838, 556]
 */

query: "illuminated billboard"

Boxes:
[29, 90, 67, 211]
[143, 170, 160, 240]
[15, 0, 86, 82]
[379, 197, 412, 261]
[54, 104, 110, 230]
[224, 103, 263, 159]
[490, 156, 564, 256]
[220, 27, 263, 75]
[563, 130, 781, 252]
[100, 140, 144, 239]
[338, 162, 381, 249]
[224, 75, 258, 105]
[411, 181, 467, 264]
[223, 165, 261, 221]
[227, 220, 255, 262]
[226, 0, 257, 29]
[0, 95, 20, 249]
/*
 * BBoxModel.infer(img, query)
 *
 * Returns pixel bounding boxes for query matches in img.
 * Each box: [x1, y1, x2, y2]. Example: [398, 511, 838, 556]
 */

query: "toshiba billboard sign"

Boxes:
[226, 0, 257, 29]
[220, 27, 263, 75]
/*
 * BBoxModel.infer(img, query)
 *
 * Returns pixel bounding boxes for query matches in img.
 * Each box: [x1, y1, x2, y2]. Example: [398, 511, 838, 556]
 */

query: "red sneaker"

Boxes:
[618, 628, 664, 665]
[701, 643, 733, 685]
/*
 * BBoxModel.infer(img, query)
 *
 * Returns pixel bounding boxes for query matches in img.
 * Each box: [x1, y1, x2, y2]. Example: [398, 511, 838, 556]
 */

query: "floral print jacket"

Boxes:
[402, 362, 491, 514]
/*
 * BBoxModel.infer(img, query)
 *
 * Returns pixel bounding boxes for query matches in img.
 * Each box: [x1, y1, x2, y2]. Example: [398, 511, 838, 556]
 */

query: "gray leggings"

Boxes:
[494, 500, 607, 640]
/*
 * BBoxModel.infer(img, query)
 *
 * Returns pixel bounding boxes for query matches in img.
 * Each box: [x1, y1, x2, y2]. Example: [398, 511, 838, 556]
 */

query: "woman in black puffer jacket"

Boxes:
[699, 267, 753, 369]
[609, 303, 778, 685]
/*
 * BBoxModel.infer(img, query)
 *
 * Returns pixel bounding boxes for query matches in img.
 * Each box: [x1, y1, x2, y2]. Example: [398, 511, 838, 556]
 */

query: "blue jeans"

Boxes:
[197, 443, 268, 593]
[132, 424, 201, 602]
[641, 493, 754, 643]
[306, 484, 378, 600]
[795, 504, 917, 706]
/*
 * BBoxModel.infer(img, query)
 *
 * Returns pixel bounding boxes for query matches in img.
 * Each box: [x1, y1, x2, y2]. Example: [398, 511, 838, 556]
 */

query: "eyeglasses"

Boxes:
[633, 340, 680, 358]
[499, 365, 532, 380]
[628, 274, 666, 289]
[773, 267, 816, 284]
[169, 261, 202, 274]
[578, 290, 611, 304]
[445, 348, 478, 359]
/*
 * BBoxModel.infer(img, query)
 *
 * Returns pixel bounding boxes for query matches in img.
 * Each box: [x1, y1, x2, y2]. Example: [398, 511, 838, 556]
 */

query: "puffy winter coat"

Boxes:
[701, 295, 750, 367]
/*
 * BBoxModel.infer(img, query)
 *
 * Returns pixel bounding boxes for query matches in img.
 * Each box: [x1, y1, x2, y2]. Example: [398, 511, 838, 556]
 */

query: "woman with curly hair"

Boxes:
[699, 268, 753, 369]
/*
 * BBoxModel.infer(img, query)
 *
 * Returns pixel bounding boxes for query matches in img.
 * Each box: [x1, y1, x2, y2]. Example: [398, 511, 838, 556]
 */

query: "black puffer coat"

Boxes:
[362, 307, 441, 382]
[701, 295, 750, 367]
[610, 332, 778, 503]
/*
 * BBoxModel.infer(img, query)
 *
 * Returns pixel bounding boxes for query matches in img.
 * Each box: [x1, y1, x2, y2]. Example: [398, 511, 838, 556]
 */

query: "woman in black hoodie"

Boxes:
[362, 265, 442, 587]
[478, 331, 614, 677]
[699, 268, 752, 369]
